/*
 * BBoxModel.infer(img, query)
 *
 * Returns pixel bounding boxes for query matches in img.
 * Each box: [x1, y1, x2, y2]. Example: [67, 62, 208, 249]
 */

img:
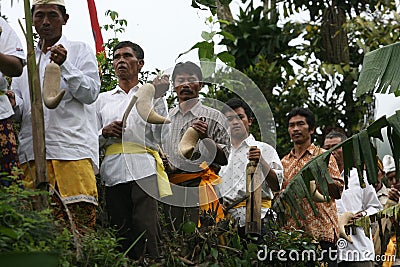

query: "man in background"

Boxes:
[0, 17, 25, 186]
[281, 107, 344, 267]
[324, 130, 382, 267]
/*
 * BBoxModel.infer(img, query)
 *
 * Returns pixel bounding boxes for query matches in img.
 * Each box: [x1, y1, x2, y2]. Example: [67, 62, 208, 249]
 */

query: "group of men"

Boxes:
[1, 0, 400, 265]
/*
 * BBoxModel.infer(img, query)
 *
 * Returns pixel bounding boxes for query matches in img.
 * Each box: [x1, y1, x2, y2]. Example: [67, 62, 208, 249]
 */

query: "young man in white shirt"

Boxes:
[218, 97, 283, 234]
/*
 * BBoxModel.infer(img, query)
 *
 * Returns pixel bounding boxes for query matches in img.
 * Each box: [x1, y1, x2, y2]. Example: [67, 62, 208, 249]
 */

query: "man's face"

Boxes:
[33, 5, 68, 43]
[113, 46, 144, 81]
[225, 107, 252, 141]
[323, 137, 343, 168]
[173, 73, 202, 102]
[288, 115, 314, 145]
[387, 171, 397, 187]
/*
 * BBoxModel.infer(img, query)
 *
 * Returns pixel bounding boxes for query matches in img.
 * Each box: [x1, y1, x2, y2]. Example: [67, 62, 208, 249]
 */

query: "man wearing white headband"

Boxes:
[11, 0, 100, 232]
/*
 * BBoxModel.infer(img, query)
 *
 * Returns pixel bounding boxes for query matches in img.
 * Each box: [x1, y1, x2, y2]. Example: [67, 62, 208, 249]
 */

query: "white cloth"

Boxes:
[11, 35, 100, 171]
[218, 134, 284, 227]
[32, 0, 65, 5]
[336, 168, 382, 262]
[96, 84, 170, 186]
[0, 17, 25, 120]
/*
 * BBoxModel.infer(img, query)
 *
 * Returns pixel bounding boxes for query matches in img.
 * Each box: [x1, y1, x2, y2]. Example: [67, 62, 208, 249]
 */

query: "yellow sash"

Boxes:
[169, 162, 224, 226]
[105, 142, 172, 198]
[383, 235, 397, 267]
[233, 199, 272, 209]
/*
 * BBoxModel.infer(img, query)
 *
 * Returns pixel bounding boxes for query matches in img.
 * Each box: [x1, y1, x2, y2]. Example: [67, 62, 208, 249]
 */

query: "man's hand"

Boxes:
[6, 90, 16, 107]
[388, 185, 400, 203]
[349, 210, 366, 224]
[191, 118, 208, 139]
[48, 44, 67, 66]
[102, 121, 123, 138]
[153, 74, 170, 98]
[248, 146, 261, 162]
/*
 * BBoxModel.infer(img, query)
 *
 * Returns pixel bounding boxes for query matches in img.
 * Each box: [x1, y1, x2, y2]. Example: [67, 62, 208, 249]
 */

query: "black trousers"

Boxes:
[320, 241, 338, 267]
[105, 175, 160, 259]
[163, 177, 201, 230]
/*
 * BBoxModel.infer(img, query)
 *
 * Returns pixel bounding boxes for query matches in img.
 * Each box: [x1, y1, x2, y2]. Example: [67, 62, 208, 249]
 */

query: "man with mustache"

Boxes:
[96, 41, 170, 259]
[162, 61, 230, 229]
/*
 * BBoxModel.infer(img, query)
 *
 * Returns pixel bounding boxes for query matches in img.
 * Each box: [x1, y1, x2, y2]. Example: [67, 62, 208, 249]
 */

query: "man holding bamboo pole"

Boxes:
[10, 0, 100, 232]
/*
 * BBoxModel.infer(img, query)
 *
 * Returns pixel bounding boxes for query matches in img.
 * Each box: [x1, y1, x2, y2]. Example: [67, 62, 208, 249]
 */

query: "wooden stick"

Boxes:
[23, 0, 48, 189]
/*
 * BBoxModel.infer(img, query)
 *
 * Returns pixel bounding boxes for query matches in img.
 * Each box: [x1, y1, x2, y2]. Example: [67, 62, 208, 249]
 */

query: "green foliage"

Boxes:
[0, 185, 63, 254]
[280, 0, 396, 21]
[186, 0, 400, 157]
[177, 16, 236, 68]
[0, 182, 132, 266]
[160, 211, 319, 266]
[59, 228, 130, 267]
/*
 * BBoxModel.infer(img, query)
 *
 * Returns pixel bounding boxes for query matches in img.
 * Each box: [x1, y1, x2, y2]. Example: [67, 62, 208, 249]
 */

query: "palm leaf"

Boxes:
[359, 130, 378, 186]
[356, 42, 400, 97]
[342, 140, 353, 189]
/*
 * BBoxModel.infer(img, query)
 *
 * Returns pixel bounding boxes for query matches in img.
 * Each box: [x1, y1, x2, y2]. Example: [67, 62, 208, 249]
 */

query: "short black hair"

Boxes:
[325, 130, 347, 142]
[287, 107, 315, 130]
[31, 4, 67, 17]
[222, 97, 253, 120]
[113, 41, 144, 60]
[172, 61, 203, 85]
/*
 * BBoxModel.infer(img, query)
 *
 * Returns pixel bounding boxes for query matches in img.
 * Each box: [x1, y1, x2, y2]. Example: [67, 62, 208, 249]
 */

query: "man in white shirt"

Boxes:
[218, 97, 283, 235]
[96, 41, 170, 259]
[0, 17, 25, 186]
[323, 131, 382, 267]
[11, 0, 100, 231]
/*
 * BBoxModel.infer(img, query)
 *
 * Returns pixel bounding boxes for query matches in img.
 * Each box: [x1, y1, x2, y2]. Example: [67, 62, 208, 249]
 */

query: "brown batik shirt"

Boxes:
[281, 143, 344, 243]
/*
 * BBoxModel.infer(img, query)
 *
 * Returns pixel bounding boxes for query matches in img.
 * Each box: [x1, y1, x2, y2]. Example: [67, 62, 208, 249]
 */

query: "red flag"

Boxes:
[87, 0, 104, 54]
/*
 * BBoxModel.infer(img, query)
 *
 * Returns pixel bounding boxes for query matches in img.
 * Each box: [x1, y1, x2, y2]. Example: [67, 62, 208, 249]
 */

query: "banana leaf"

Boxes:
[342, 139, 353, 189]
[356, 42, 400, 97]
[359, 130, 378, 186]
[352, 134, 365, 186]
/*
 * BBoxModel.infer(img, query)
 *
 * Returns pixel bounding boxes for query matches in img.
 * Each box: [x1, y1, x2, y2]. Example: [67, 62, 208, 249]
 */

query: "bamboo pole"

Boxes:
[22, 0, 48, 189]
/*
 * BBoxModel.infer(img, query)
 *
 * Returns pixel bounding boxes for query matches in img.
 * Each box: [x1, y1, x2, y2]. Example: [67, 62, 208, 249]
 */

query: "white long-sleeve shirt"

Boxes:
[96, 84, 170, 186]
[11, 35, 100, 170]
[218, 134, 284, 227]
[336, 168, 382, 262]
[0, 17, 25, 120]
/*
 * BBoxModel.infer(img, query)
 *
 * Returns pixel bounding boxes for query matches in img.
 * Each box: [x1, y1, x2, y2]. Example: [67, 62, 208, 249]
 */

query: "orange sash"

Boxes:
[170, 162, 224, 226]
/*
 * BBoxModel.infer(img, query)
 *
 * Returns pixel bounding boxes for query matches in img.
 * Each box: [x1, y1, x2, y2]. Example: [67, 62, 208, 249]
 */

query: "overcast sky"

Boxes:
[1, 0, 224, 72]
